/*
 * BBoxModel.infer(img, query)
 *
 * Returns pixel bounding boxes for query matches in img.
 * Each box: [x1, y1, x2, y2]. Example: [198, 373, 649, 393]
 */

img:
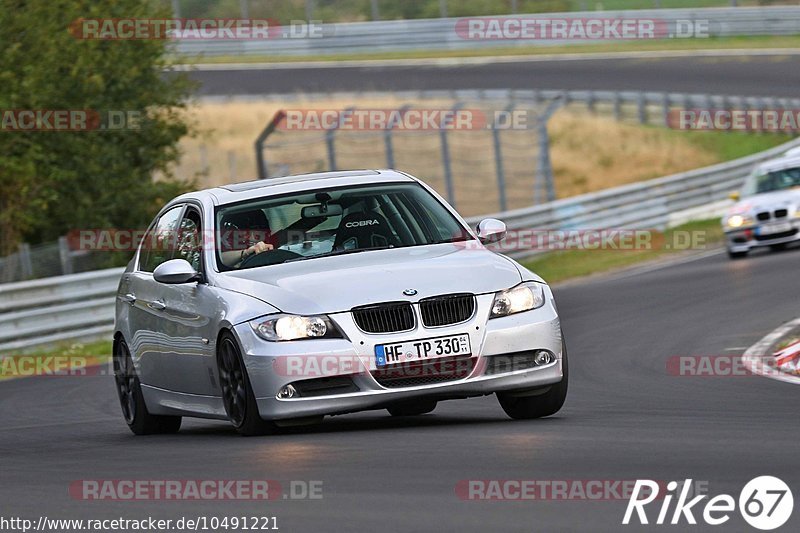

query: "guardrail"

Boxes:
[465, 136, 800, 257]
[2, 135, 799, 354]
[0, 268, 123, 353]
[175, 6, 800, 57]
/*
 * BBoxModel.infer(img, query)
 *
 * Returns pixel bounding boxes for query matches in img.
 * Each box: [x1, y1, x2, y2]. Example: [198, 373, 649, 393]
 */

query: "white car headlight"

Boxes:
[726, 214, 754, 228]
[490, 282, 546, 318]
[250, 314, 342, 341]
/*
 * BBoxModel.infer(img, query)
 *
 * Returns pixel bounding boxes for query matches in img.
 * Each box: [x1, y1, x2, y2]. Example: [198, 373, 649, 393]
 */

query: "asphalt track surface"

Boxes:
[189, 53, 800, 97]
[2, 245, 799, 531]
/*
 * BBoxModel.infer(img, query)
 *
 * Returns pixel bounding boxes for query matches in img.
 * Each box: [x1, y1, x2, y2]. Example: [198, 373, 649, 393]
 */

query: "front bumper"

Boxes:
[233, 287, 563, 420]
[725, 220, 800, 253]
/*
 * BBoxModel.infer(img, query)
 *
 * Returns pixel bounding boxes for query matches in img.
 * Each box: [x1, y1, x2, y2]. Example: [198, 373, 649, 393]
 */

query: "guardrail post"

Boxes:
[537, 98, 564, 204]
[587, 91, 596, 113]
[492, 103, 514, 212]
[326, 107, 355, 171]
[440, 102, 462, 207]
[384, 105, 410, 169]
[662, 93, 671, 127]
[637, 92, 647, 124]
[58, 237, 73, 276]
[254, 110, 287, 178]
[613, 92, 622, 121]
[18, 243, 32, 279]
[305, 0, 314, 19]
[370, 0, 380, 20]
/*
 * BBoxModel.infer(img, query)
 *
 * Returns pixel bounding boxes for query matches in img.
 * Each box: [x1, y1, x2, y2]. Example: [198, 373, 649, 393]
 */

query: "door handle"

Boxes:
[148, 299, 166, 311]
[120, 293, 136, 306]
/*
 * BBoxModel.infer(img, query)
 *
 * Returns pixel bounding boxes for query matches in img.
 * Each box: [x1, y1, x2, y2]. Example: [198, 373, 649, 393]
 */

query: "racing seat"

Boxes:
[220, 209, 273, 251]
[333, 210, 399, 251]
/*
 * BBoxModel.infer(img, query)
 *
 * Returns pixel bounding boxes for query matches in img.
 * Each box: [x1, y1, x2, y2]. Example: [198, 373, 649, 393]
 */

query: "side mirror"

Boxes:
[729, 191, 741, 202]
[153, 259, 202, 284]
[476, 218, 507, 244]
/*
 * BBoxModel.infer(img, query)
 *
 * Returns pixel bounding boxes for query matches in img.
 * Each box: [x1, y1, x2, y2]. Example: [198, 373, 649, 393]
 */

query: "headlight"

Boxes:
[726, 214, 754, 228]
[490, 282, 546, 318]
[250, 314, 342, 342]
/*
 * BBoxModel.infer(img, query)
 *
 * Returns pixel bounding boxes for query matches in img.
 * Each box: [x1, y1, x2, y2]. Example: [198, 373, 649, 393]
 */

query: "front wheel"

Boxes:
[217, 332, 278, 436]
[114, 338, 181, 435]
[496, 339, 568, 420]
[728, 249, 748, 260]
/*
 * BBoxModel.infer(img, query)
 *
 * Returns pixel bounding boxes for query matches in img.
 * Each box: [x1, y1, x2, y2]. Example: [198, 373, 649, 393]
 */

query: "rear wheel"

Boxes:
[496, 338, 568, 420]
[114, 338, 181, 435]
[387, 400, 437, 417]
[217, 332, 277, 436]
[770, 243, 787, 252]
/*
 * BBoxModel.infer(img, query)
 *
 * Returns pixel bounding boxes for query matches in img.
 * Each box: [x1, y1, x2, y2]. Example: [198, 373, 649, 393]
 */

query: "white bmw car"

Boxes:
[114, 170, 567, 435]
[723, 153, 800, 259]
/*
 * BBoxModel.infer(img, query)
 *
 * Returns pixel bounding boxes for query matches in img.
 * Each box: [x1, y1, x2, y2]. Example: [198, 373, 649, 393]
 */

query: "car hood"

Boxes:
[213, 243, 524, 316]
[729, 189, 800, 215]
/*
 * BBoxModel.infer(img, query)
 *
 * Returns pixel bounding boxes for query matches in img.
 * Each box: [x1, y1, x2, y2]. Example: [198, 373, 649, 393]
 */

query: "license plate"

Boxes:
[759, 222, 792, 235]
[375, 334, 471, 367]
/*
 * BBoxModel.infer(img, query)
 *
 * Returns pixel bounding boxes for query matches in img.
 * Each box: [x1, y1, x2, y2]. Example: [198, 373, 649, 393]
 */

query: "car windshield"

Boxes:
[742, 166, 800, 196]
[215, 181, 471, 271]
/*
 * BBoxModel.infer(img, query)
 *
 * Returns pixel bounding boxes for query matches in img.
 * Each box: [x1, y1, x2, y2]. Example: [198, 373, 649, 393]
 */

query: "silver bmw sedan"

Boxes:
[114, 169, 567, 435]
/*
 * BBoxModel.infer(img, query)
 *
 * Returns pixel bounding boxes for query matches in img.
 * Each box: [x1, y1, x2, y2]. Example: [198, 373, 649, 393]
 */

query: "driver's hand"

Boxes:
[244, 241, 273, 258]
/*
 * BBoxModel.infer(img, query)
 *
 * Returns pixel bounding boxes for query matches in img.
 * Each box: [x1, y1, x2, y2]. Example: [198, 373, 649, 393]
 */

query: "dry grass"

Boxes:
[173, 97, 735, 216]
[549, 111, 718, 198]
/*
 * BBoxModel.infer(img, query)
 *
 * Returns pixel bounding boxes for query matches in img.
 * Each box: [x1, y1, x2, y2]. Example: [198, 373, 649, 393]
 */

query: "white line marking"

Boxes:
[742, 317, 800, 385]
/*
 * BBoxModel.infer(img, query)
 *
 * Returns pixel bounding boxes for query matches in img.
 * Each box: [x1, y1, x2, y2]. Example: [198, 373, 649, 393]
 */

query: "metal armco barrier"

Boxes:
[3, 136, 800, 353]
[175, 7, 800, 57]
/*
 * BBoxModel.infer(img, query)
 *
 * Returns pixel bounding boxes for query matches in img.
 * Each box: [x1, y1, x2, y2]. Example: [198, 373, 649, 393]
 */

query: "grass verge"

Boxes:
[521, 218, 725, 284]
[0, 339, 113, 381]
[177, 35, 800, 65]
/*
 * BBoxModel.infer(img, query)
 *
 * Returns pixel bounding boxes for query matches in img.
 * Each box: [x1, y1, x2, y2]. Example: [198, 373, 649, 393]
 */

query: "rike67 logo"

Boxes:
[623, 477, 793, 530]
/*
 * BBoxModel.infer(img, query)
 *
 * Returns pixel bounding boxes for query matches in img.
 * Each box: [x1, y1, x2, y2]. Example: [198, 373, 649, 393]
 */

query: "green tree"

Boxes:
[0, 0, 194, 257]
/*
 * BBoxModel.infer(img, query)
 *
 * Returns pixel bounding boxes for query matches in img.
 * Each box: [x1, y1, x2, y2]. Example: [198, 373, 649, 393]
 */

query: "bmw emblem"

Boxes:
[403, 288, 418, 296]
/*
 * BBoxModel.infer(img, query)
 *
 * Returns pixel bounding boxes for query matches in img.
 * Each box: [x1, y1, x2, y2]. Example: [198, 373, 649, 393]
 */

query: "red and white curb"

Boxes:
[742, 317, 800, 384]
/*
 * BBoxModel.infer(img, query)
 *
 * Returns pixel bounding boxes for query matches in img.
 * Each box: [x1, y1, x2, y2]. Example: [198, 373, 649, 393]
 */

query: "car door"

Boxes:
[147, 204, 221, 396]
[126, 204, 185, 391]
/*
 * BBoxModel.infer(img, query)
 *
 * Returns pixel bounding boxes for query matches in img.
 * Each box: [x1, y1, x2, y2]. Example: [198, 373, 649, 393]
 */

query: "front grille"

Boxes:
[419, 293, 476, 327]
[352, 302, 415, 334]
[757, 212, 771, 221]
[372, 355, 475, 388]
[291, 376, 359, 397]
[775, 209, 789, 219]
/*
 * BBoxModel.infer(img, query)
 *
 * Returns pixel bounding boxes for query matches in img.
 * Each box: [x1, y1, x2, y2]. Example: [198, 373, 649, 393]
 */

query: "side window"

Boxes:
[139, 205, 184, 273]
[176, 208, 203, 272]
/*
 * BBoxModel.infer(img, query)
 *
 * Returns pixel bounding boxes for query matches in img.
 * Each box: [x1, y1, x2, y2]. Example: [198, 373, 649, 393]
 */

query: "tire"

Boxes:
[496, 338, 568, 420]
[387, 400, 437, 417]
[217, 332, 278, 436]
[113, 338, 182, 435]
[727, 249, 748, 260]
[770, 243, 787, 252]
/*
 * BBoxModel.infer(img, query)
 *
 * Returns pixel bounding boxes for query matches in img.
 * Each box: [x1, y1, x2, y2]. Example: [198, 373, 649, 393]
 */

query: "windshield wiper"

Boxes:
[285, 245, 394, 263]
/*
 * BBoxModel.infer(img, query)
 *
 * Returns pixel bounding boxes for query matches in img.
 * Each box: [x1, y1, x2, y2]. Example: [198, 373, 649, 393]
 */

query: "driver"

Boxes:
[220, 240, 274, 267]
[218, 210, 275, 268]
